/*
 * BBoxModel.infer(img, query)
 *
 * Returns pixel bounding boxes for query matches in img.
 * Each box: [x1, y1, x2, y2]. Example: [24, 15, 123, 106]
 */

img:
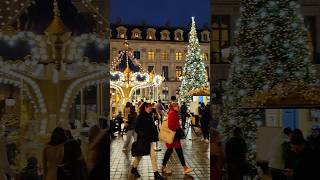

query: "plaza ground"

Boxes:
[110, 130, 210, 180]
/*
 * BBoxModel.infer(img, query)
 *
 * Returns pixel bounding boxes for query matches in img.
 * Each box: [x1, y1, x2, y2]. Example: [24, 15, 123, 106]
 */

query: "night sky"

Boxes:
[110, 0, 210, 28]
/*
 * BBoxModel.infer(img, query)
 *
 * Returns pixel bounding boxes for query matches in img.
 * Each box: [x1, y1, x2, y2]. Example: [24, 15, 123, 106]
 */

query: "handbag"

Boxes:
[131, 135, 150, 157]
[159, 120, 176, 144]
[174, 128, 185, 140]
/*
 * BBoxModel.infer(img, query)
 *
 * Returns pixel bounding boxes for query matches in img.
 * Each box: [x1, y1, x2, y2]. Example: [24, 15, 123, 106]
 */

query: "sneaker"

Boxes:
[183, 167, 192, 174]
[204, 139, 209, 143]
[154, 171, 165, 180]
[131, 167, 141, 178]
[162, 166, 172, 174]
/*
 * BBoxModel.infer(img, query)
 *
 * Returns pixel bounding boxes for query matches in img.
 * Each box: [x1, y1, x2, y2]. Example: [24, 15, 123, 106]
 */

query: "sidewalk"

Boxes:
[110, 130, 210, 179]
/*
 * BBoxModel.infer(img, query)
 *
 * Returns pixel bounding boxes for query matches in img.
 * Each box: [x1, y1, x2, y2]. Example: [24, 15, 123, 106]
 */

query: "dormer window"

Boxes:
[201, 30, 210, 42]
[131, 28, 142, 39]
[160, 30, 170, 40]
[116, 26, 127, 39]
[147, 28, 156, 40]
[174, 29, 184, 41]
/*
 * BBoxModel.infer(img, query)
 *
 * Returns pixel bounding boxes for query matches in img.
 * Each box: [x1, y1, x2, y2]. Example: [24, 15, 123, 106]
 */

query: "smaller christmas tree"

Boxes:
[179, 17, 208, 103]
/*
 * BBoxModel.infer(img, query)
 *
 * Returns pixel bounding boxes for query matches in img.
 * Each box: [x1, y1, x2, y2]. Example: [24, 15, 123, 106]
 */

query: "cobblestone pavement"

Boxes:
[110, 129, 210, 180]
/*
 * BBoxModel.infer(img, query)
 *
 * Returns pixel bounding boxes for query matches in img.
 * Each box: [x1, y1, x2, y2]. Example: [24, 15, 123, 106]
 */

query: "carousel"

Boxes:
[110, 41, 163, 110]
[0, 0, 109, 170]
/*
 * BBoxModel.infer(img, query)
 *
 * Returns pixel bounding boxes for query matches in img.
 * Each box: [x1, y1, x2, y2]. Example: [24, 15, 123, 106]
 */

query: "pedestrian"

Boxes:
[210, 129, 224, 180]
[20, 157, 41, 180]
[156, 100, 165, 125]
[123, 102, 131, 122]
[283, 134, 319, 180]
[58, 130, 87, 180]
[225, 127, 247, 180]
[43, 127, 67, 180]
[130, 102, 164, 180]
[87, 128, 109, 180]
[161, 102, 192, 175]
[116, 111, 123, 136]
[282, 127, 295, 169]
[0, 126, 15, 180]
[307, 125, 320, 153]
[200, 103, 210, 143]
[123, 105, 138, 151]
[180, 102, 188, 129]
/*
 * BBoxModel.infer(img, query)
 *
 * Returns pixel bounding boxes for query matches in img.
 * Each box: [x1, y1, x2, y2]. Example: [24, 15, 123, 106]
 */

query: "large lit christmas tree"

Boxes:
[220, 0, 316, 165]
[179, 17, 208, 103]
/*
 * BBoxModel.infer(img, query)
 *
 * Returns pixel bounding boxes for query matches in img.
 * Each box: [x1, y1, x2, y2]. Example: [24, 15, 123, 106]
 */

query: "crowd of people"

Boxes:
[109, 96, 211, 179]
[0, 122, 109, 180]
[210, 125, 320, 180]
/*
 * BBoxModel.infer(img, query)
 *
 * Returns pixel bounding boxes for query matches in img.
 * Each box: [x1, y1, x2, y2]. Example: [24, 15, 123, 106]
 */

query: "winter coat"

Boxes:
[43, 144, 64, 180]
[166, 109, 182, 149]
[135, 112, 158, 142]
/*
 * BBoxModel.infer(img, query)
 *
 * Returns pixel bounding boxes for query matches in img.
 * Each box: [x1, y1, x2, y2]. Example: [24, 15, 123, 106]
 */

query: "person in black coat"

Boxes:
[283, 135, 319, 180]
[225, 127, 247, 180]
[130, 102, 164, 180]
[200, 103, 210, 143]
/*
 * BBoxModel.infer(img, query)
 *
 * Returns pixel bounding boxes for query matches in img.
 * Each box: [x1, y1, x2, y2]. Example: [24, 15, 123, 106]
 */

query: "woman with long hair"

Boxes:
[43, 127, 67, 180]
[123, 105, 138, 151]
[161, 102, 192, 175]
[130, 102, 164, 180]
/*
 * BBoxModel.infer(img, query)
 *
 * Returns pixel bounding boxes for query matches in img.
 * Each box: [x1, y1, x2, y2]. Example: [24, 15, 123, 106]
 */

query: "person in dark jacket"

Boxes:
[180, 102, 188, 129]
[58, 131, 88, 180]
[123, 105, 138, 151]
[20, 157, 41, 180]
[283, 135, 319, 180]
[130, 102, 164, 180]
[200, 104, 210, 143]
[225, 127, 247, 180]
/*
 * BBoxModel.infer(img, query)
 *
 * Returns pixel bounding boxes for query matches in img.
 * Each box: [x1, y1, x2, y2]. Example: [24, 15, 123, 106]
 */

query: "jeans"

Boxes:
[133, 143, 158, 172]
[162, 148, 186, 167]
[123, 130, 136, 149]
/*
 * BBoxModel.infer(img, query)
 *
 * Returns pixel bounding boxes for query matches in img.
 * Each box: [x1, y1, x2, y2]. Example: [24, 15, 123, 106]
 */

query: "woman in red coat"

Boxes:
[161, 102, 192, 175]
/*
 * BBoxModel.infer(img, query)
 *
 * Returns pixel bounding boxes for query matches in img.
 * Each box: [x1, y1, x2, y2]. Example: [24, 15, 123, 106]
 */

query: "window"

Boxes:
[175, 52, 182, 60]
[148, 50, 155, 60]
[212, 15, 230, 63]
[147, 28, 156, 40]
[160, 52, 169, 60]
[203, 34, 208, 41]
[120, 33, 125, 38]
[134, 33, 139, 38]
[134, 51, 140, 59]
[162, 66, 169, 81]
[176, 32, 182, 40]
[175, 66, 182, 81]
[161, 30, 170, 40]
[203, 53, 209, 61]
[148, 66, 154, 73]
[304, 16, 317, 63]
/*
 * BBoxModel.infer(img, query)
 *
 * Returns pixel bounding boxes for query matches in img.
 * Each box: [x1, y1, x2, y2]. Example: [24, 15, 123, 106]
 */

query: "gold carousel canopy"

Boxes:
[110, 41, 163, 101]
[240, 81, 320, 109]
[186, 87, 210, 96]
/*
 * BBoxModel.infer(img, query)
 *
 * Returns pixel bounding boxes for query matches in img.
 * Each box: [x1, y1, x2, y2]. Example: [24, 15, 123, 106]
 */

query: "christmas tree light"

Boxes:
[179, 17, 208, 103]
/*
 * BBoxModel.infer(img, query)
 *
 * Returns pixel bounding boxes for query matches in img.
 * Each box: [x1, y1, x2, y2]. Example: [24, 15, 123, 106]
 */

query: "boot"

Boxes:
[154, 171, 164, 180]
[131, 167, 141, 178]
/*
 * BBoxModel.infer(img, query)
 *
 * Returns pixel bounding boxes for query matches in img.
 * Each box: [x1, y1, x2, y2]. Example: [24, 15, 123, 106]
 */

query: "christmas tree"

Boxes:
[179, 17, 208, 103]
[220, 0, 316, 165]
